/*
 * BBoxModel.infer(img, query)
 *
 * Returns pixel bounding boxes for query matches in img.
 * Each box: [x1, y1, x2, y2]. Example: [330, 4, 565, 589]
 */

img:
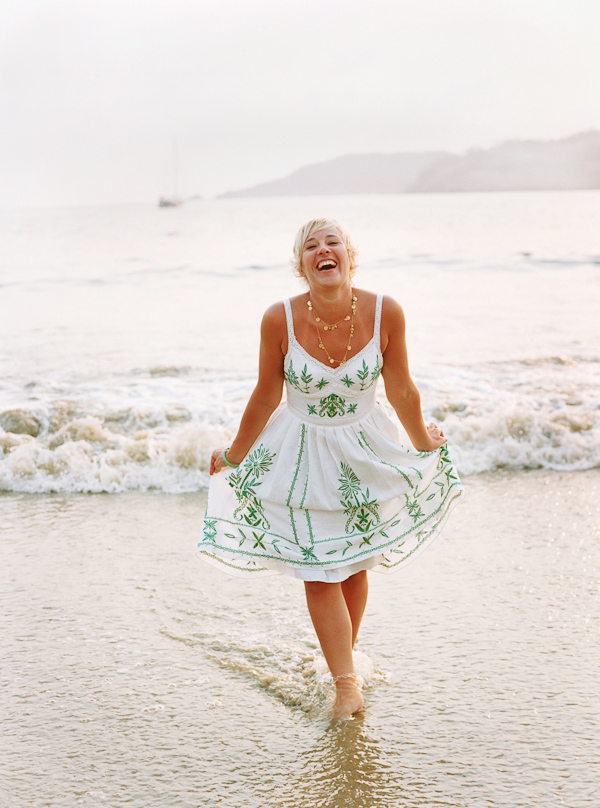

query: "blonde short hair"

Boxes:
[291, 218, 359, 281]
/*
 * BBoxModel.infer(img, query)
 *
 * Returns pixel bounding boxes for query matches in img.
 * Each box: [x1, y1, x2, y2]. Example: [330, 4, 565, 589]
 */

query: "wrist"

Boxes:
[221, 448, 240, 468]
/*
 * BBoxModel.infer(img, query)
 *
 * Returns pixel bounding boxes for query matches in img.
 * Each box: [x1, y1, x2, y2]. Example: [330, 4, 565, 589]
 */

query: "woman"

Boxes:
[199, 218, 463, 720]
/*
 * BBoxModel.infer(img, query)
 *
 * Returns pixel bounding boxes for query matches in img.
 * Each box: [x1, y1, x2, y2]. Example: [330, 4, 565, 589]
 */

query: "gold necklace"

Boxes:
[308, 292, 357, 366]
[307, 293, 357, 330]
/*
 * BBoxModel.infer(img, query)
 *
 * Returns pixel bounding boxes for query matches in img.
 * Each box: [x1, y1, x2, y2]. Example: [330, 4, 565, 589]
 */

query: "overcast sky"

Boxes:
[2, 0, 599, 207]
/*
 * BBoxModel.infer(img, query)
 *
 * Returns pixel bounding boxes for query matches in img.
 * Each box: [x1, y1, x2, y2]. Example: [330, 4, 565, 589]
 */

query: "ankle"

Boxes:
[333, 672, 359, 689]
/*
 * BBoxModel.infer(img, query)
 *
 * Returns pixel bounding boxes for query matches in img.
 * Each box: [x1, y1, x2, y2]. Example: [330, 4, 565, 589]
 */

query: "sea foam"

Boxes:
[1, 357, 598, 493]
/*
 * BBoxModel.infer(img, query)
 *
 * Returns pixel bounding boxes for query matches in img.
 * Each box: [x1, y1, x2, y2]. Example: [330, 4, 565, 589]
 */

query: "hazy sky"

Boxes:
[2, 0, 599, 207]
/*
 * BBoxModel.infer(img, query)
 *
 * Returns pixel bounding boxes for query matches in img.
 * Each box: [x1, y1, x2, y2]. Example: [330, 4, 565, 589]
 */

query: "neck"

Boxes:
[308, 283, 353, 315]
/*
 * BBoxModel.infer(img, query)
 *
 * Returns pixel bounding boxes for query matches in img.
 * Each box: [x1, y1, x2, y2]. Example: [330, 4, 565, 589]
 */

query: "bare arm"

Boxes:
[210, 302, 286, 474]
[380, 296, 446, 453]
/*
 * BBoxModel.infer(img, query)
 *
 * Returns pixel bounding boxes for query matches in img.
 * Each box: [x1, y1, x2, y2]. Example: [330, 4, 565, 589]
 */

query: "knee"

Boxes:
[304, 580, 335, 598]
[342, 571, 367, 590]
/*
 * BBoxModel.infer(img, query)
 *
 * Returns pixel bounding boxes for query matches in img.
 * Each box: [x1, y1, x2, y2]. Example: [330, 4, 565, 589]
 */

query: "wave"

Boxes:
[1, 359, 598, 493]
[421, 356, 600, 475]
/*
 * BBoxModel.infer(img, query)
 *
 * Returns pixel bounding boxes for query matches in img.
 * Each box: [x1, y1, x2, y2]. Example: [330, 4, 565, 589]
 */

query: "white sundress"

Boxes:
[198, 294, 463, 582]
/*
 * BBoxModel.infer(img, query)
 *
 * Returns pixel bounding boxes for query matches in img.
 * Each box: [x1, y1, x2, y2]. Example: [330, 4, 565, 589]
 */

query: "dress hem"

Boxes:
[197, 487, 463, 582]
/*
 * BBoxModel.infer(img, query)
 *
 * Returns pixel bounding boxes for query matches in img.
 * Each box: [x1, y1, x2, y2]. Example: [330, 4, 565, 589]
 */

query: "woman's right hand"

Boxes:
[210, 447, 244, 475]
[210, 448, 228, 476]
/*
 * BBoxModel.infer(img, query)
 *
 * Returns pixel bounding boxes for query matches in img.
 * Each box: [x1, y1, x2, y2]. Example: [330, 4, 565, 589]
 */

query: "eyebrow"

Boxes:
[305, 234, 339, 245]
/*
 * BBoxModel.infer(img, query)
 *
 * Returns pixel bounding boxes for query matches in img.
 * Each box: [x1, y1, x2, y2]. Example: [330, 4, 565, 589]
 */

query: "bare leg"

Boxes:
[341, 570, 368, 648]
[304, 580, 364, 719]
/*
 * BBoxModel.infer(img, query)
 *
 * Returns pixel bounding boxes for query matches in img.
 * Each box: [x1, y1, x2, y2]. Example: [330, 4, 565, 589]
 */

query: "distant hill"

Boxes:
[220, 131, 600, 196]
[410, 131, 600, 192]
[219, 152, 449, 197]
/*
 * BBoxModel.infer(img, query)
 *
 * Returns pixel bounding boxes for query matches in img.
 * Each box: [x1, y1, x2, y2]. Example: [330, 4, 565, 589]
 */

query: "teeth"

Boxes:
[318, 261, 336, 270]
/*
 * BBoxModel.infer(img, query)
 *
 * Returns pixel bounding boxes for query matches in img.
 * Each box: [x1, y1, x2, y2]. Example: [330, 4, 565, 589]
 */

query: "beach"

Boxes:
[1, 193, 599, 806]
[2, 470, 599, 807]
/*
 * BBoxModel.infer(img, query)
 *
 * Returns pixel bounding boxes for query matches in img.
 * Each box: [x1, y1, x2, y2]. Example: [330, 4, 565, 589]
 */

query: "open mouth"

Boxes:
[317, 260, 337, 271]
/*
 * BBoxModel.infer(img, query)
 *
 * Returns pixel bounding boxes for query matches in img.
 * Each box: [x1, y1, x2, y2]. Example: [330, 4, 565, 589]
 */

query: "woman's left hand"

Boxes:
[414, 423, 447, 453]
[424, 422, 447, 451]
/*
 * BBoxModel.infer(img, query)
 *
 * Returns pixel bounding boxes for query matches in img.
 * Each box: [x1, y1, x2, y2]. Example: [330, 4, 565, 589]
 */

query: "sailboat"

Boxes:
[158, 195, 183, 208]
[158, 146, 183, 207]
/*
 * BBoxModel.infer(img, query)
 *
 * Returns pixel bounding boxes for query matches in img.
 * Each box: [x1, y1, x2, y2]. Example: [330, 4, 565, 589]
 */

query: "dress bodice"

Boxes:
[283, 295, 383, 425]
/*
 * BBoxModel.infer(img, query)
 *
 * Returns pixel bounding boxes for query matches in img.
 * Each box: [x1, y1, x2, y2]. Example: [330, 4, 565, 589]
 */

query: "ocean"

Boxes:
[2, 192, 599, 806]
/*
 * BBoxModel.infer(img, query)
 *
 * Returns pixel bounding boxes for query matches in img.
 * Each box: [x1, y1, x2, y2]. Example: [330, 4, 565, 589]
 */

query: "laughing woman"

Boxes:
[198, 218, 463, 720]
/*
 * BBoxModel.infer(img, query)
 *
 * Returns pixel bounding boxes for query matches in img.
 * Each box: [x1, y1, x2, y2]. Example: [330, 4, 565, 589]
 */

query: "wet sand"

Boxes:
[2, 470, 599, 807]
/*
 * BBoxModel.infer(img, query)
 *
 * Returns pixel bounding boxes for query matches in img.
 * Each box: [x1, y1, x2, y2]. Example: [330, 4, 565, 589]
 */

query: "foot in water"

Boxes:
[332, 674, 364, 721]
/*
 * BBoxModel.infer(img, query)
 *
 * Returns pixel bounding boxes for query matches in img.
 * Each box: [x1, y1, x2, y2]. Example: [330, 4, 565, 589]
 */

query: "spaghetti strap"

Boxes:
[373, 293, 383, 347]
[283, 298, 295, 345]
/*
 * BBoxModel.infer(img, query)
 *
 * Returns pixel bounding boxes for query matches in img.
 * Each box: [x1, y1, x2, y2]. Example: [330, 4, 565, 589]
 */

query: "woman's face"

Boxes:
[300, 228, 351, 291]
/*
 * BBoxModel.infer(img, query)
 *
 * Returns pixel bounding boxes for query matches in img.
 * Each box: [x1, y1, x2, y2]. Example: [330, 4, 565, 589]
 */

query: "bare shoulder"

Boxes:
[379, 295, 406, 355]
[381, 295, 405, 330]
[260, 301, 288, 357]
[262, 300, 286, 330]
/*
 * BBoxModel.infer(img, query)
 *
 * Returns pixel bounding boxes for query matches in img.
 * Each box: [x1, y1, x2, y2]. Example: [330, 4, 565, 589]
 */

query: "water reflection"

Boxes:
[274, 717, 452, 808]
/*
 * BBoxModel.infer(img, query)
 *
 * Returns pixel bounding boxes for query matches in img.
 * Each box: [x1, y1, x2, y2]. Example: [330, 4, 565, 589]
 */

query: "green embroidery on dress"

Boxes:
[370, 355, 381, 385]
[285, 361, 316, 394]
[352, 356, 381, 391]
[284, 359, 300, 390]
[300, 448, 309, 509]
[307, 404, 317, 415]
[286, 424, 306, 506]
[289, 506, 300, 546]
[318, 393, 347, 418]
[203, 518, 217, 542]
[228, 444, 276, 529]
[223, 527, 247, 545]
[439, 445, 458, 484]
[357, 360, 370, 390]
[404, 492, 425, 522]
[347, 403, 358, 414]
[300, 365, 313, 393]
[341, 374, 355, 388]
[302, 510, 317, 560]
[338, 462, 381, 534]
[201, 453, 463, 571]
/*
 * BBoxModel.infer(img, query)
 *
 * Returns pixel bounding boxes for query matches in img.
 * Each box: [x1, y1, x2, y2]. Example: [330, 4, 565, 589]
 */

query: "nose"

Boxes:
[317, 243, 330, 254]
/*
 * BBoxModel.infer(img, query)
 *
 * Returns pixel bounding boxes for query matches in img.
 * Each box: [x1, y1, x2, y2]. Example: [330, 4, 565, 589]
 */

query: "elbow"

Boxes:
[253, 383, 283, 413]
[388, 380, 420, 408]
